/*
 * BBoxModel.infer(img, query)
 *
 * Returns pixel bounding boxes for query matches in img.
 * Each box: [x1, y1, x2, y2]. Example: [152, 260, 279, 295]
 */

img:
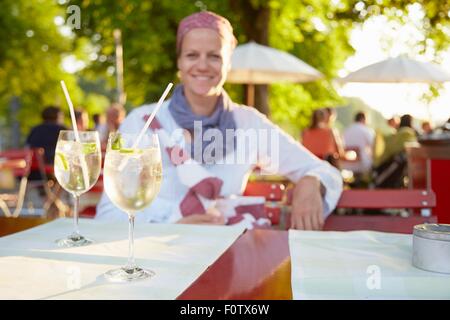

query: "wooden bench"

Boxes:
[285, 188, 437, 233]
[336, 189, 435, 210]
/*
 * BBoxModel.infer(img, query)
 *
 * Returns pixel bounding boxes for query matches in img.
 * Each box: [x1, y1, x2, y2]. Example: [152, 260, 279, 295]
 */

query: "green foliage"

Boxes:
[1, 0, 449, 147]
[0, 0, 76, 141]
[268, 0, 353, 135]
[69, 0, 238, 107]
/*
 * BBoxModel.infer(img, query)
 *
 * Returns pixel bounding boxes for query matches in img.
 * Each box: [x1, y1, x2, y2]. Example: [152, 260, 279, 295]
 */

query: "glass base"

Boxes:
[56, 234, 93, 248]
[104, 266, 155, 282]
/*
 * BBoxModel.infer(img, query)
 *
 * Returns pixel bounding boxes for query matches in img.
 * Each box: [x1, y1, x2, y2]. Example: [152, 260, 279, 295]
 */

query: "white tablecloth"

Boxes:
[0, 218, 245, 299]
[289, 230, 450, 300]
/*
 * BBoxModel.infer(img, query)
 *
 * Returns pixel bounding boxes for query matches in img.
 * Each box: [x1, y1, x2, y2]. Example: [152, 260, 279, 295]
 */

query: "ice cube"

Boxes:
[120, 157, 142, 199]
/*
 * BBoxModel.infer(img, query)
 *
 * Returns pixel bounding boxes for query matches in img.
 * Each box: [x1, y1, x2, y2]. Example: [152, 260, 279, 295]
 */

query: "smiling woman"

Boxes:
[177, 28, 233, 115]
[95, 11, 343, 230]
[176, 11, 237, 116]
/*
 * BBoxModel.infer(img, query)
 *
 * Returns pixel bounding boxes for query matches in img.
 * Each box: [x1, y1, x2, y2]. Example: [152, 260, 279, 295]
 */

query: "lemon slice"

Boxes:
[82, 143, 97, 154]
[111, 136, 124, 150]
[119, 148, 136, 153]
[55, 152, 69, 171]
[119, 148, 144, 154]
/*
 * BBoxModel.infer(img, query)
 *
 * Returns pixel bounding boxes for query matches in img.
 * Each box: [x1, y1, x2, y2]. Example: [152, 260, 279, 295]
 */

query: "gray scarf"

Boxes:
[168, 85, 237, 164]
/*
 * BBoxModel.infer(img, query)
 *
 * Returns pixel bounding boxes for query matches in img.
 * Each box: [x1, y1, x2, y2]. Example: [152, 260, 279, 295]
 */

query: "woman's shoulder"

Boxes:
[129, 100, 170, 116]
[119, 100, 172, 133]
[232, 103, 260, 116]
[124, 100, 172, 123]
[232, 104, 270, 127]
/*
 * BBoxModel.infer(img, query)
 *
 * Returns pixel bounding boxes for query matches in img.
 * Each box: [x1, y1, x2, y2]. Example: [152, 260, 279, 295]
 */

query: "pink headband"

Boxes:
[176, 11, 238, 54]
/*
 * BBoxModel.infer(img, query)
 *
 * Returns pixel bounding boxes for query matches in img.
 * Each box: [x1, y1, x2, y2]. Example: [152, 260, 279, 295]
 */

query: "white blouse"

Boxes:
[95, 101, 343, 223]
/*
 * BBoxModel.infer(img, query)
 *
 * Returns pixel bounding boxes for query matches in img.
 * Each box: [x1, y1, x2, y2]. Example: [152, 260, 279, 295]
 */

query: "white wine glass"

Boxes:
[103, 132, 162, 282]
[54, 130, 102, 247]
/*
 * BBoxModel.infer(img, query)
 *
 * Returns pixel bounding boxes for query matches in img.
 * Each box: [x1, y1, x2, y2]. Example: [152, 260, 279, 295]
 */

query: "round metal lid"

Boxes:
[413, 224, 450, 241]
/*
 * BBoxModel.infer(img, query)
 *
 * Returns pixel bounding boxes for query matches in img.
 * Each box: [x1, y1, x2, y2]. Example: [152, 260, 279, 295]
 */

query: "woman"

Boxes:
[301, 108, 344, 168]
[96, 11, 342, 230]
[377, 114, 417, 167]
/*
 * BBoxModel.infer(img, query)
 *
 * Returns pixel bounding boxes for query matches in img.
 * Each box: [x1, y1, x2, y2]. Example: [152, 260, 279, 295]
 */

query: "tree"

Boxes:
[0, 0, 76, 144]
[230, 0, 450, 135]
[3, 0, 448, 145]
[229, 0, 271, 115]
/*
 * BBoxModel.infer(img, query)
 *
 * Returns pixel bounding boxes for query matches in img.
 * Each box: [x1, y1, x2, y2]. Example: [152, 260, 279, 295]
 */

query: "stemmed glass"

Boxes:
[103, 132, 162, 282]
[54, 130, 102, 247]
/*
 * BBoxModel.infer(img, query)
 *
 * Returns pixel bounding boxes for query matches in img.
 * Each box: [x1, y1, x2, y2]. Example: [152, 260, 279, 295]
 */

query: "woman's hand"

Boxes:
[176, 207, 226, 225]
[290, 176, 325, 230]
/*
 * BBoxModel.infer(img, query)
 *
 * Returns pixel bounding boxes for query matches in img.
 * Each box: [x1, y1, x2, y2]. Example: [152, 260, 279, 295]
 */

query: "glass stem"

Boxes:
[126, 213, 136, 269]
[72, 194, 80, 237]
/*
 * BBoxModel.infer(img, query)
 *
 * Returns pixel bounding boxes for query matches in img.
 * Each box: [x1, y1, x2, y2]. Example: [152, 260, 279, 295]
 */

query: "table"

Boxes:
[0, 218, 292, 299]
[2, 219, 447, 300]
[178, 229, 292, 300]
[0, 216, 55, 237]
[0, 219, 246, 299]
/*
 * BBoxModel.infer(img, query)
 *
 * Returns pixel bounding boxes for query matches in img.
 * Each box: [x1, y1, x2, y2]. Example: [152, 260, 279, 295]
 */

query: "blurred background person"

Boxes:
[92, 113, 106, 131]
[323, 107, 337, 128]
[323, 107, 345, 164]
[342, 112, 375, 186]
[421, 121, 433, 135]
[442, 117, 450, 132]
[97, 103, 126, 145]
[373, 114, 417, 188]
[387, 116, 400, 135]
[26, 106, 67, 164]
[378, 114, 417, 165]
[301, 108, 344, 168]
[75, 108, 89, 131]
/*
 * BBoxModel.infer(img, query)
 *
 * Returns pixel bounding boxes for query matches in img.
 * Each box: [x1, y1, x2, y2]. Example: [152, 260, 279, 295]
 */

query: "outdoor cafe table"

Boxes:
[1, 218, 449, 299]
[288, 230, 450, 299]
[0, 219, 245, 299]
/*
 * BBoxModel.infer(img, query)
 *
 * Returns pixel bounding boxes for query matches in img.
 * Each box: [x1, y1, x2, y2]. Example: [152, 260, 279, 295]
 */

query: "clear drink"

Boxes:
[103, 132, 163, 282]
[53, 130, 101, 247]
[54, 141, 101, 195]
[103, 148, 162, 213]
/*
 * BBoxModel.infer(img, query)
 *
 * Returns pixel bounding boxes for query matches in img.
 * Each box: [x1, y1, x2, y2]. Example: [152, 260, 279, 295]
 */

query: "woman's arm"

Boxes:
[290, 175, 326, 230]
[240, 108, 343, 230]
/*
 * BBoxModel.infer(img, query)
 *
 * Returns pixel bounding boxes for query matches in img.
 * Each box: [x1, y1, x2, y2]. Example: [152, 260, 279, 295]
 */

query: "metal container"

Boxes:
[412, 224, 450, 274]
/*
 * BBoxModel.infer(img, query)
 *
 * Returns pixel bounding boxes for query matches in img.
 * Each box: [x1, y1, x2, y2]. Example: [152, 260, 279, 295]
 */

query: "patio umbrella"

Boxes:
[338, 56, 450, 121]
[338, 55, 450, 83]
[226, 41, 324, 106]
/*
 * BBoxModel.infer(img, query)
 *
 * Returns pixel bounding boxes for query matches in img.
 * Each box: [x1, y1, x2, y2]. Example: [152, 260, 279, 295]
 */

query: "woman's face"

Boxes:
[177, 28, 232, 98]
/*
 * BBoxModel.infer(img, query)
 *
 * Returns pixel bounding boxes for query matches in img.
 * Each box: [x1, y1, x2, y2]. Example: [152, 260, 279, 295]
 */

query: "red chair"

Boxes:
[28, 148, 70, 217]
[0, 148, 70, 218]
[264, 205, 282, 225]
[244, 181, 285, 201]
[0, 149, 33, 217]
[244, 181, 286, 225]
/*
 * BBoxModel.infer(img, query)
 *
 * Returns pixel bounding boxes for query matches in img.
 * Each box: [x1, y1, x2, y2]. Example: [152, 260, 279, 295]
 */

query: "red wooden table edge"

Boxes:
[177, 228, 292, 300]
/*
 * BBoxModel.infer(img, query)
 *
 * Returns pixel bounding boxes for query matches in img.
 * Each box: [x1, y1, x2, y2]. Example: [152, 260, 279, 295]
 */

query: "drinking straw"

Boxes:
[60, 80, 90, 189]
[132, 82, 173, 149]
[117, 82, 173, 171]
[60, 81, 81, 142]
